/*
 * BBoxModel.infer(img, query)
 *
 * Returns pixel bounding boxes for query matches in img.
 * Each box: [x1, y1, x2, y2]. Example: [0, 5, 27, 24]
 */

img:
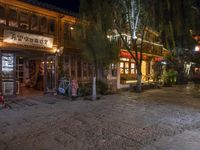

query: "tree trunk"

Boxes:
[92, 76, 97, 100]
[92, 62, 97, 101]
[136, 67, 142, 92]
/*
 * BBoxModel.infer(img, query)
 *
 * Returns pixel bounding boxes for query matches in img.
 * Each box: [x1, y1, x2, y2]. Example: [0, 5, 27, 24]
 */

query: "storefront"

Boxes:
[0, 30, 57, 96]
[107, 49, 164, 89]
[118, 50, 162, 83]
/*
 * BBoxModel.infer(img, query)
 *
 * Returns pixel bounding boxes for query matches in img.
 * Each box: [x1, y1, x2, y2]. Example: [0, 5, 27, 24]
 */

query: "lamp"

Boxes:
[56, 46, 64, 56]
[70, 27, 74, 30]
[195, 46, 199, 52]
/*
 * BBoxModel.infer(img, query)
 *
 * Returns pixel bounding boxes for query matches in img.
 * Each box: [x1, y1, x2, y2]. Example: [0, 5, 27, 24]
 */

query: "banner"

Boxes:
[3, 30, 54, 48]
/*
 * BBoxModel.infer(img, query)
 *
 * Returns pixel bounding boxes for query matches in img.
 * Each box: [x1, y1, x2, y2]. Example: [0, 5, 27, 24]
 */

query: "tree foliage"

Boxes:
[146, 0, 199, 50]
[78, 0, 119, 78]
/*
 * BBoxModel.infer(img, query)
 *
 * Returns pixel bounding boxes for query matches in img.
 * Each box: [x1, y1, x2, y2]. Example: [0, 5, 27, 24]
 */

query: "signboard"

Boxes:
[3, 30, 54, 48]
[2, 53, 14, 80]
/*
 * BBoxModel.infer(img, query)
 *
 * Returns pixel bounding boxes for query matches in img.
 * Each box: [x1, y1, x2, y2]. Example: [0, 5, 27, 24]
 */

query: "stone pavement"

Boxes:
[143, 128, 200, 150]
[0, 83, 200, 150]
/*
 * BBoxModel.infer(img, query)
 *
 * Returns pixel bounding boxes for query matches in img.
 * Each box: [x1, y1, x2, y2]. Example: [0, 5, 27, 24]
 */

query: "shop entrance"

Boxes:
[17, 57, 44, 96]
[0, 52, 57, 96]
[44, 54, 57, 93]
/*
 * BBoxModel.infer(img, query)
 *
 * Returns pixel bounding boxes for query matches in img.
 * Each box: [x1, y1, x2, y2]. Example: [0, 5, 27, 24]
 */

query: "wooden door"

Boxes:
[44, 54, 57, 93]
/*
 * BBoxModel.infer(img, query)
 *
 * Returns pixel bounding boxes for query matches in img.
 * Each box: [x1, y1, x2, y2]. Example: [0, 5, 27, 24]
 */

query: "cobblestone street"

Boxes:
[0, 84, 200, 150]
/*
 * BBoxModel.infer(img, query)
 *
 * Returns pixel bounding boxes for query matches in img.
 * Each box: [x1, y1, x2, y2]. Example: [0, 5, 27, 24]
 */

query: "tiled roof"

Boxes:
[21, 0, 79, 17]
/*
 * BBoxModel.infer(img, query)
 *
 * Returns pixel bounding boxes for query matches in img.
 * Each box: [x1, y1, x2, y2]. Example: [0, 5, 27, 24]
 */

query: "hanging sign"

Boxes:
[3, 30, 54, 48]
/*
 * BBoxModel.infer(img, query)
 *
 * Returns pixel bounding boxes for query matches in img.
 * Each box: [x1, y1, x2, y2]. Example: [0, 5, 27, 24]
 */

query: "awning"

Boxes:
[119, 50, 163, 61]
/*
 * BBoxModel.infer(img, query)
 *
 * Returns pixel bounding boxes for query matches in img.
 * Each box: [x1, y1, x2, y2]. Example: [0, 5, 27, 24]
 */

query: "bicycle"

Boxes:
[58, 77, 71, 97]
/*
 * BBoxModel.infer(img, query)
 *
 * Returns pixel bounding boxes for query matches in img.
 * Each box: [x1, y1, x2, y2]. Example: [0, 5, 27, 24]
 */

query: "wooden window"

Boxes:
[40, 16, 48, 33]
[31, 14, 39, 31]
[120, 62, 124, 74]
[19, 11, 29, 30]
[64, 23, 75, 40]
[8, 8, 18, 27]
[111, 63, 117, 77]
[130, 63, 135, 74]
[117, 37, 121, 47]
[0, 5, 6, 25]
[64, 23, 69, 40]
[49, 18, 56, 34]
[71, 55, 76, 78]
[120, 58, 135, 75]
[125, 62, 129, 74]
[83, 62, 88, 79]
[64, 55, 71, 77]
[77, 56, 82, 79]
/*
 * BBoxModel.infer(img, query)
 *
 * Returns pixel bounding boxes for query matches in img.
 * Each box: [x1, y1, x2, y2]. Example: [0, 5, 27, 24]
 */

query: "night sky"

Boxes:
[37, 0, 80, 13]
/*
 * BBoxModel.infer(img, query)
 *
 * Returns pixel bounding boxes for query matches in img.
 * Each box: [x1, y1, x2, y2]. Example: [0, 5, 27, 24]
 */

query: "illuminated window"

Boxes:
[49, 19, 56, 34]
[0, 5, 6, 25]
[40, 16, 48, 33]
[8, 9, 18, 27]
[31, 14, 39, 31]
[125, 62, 129, 74]
[120, 62, 124, 74]
[19, 11, 29, 29]
[120, 58, 129, 61]
[130, 63, 135, 74]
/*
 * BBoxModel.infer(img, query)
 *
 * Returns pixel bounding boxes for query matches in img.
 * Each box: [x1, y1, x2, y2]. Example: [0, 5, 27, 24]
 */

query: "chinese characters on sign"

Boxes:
[3, 30, 54, 48]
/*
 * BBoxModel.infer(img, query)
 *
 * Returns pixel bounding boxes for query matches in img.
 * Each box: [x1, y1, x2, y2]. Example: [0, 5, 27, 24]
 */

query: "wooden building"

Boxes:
[107, 28, 169, 89]
[0, 0, 91, 96]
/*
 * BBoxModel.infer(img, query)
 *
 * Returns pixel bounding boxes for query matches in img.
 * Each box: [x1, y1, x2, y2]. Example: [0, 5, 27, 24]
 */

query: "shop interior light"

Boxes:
[70, 27, 74, 30]
[56, 49, 60, 53]
[195, 46, 199, 51]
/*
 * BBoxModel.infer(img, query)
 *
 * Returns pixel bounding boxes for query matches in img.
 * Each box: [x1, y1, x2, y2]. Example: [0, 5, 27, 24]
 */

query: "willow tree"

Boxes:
[78, 0, 119, 100]
[111, 0, 149, 92]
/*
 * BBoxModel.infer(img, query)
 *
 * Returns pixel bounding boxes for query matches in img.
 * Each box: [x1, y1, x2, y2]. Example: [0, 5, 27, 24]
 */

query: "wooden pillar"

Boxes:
[80, 58, 84, 81]
[55, 53, 58, 91]
[13, 53, 16, 96]
[75, 55, 78, 80]
[0, 50, 2, 94]
[69, 55, 71, 78]
[43, 54, 47, 94]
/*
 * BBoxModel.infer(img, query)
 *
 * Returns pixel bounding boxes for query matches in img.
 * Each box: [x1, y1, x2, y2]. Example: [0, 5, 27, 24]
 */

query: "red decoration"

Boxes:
[119, 50, 148, 60]
[154, 57, 163, 62]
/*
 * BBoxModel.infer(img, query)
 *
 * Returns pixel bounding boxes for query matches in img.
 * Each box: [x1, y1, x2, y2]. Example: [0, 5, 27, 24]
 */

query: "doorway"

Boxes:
[44, 54, 56, 93]
[18, 57, 44, 96]
[0, 52, 57, 96]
